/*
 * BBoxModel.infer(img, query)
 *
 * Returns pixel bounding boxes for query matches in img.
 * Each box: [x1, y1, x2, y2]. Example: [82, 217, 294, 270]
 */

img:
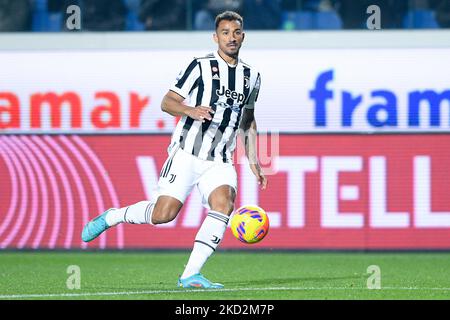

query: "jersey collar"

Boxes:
[214, 51, 239, 68]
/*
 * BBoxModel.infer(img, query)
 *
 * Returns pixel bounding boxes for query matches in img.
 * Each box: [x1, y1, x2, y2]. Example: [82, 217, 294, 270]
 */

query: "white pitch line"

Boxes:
[1, 286, 450, 299]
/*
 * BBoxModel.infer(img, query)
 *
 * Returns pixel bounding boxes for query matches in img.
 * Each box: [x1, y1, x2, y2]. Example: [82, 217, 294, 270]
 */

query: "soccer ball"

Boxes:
[230, 205, 269, 244]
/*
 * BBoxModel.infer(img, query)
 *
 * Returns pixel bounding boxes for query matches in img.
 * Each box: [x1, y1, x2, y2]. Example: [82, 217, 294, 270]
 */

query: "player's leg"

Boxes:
[81, 146, 194, 242]
[178, 163, 237, 288]
[81, 195, 183, 243]
[104, 195, 183, 226]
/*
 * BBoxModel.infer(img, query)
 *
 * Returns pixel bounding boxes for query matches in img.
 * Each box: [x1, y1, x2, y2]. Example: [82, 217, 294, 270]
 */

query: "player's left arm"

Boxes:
[239, 91, 267, 190]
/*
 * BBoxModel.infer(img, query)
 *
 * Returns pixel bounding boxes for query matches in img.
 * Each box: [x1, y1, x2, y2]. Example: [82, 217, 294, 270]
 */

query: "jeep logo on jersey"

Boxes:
[216, 86, 245, 103]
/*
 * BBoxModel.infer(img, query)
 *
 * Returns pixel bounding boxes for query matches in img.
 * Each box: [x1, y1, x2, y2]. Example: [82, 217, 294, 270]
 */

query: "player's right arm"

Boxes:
[162, 58, 214, 122]
[161, 91, 214, 122]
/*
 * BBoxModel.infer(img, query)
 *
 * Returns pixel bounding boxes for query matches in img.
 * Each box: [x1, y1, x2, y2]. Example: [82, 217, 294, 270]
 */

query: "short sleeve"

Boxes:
[170, 59, 201, 99]
[244, 73, 261, 109]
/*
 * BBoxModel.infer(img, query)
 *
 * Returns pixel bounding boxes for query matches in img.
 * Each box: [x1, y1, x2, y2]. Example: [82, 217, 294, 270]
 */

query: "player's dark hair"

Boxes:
[215, 11, 244, 30]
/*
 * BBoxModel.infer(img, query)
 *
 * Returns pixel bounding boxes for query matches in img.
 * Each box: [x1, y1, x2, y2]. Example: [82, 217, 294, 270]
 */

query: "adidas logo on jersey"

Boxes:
[216, 86, 245, 103]
[212, 74, 220, 80]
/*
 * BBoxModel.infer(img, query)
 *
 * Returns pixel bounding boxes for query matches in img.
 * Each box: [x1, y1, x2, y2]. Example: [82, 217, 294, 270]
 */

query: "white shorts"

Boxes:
[155, 144, 237, 209]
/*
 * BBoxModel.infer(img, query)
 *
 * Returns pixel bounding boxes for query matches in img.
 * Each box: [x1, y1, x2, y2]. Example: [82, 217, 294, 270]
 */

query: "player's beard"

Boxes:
[222, 44, 241, 60]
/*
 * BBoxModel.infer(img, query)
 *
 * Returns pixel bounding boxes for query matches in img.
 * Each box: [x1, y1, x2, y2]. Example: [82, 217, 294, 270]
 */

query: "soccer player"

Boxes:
[81, 11, 266, 289]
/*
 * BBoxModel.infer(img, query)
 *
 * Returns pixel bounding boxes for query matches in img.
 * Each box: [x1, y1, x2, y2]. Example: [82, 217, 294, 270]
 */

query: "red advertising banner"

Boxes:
[1, 134, 450, 250]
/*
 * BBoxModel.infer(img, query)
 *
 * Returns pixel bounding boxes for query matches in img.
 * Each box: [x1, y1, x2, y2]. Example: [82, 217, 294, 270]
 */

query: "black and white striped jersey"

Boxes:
[169, 51, 261, 163]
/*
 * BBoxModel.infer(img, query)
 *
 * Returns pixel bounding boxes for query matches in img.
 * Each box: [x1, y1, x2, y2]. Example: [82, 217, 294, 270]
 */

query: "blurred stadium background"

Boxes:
[1, 0, 450, 31]
[1, 0, 450, 300]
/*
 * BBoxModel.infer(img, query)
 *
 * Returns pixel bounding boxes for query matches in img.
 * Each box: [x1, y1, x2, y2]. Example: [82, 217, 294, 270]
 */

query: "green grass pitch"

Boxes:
[1, 251, 450, 300]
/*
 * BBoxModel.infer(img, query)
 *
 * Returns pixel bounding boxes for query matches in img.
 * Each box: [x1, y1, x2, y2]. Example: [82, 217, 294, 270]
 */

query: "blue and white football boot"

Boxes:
[81, 209, 114, 242]
[177, 273, 224, 289]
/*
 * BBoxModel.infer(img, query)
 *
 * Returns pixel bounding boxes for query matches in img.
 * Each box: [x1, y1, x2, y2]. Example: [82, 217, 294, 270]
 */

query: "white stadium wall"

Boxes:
[1, 31, 450, 249]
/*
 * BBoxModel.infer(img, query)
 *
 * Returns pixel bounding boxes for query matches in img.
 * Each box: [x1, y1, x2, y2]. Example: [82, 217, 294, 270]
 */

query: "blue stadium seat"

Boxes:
[314, 11, 343, 29]
[123, 0, 141, 13]
[47, 12, 63, 31]
[32, 11, 49, 31]
[281, 11, 313, 30]
[281, 11, 297, 30]
[126, 11, 145, 31]
[123, 0, 145, 31]
[194, 10, 215, 30]
[303, 0, 321, 11]
[403, 9, 440, 29]
[33, 0, 48, 12]
[32, 11, 62, 32]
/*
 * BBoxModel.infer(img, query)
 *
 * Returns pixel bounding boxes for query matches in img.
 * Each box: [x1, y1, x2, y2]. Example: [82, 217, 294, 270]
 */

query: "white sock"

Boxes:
[181, 210, 229, 279]
[105, 201, 155, 226]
